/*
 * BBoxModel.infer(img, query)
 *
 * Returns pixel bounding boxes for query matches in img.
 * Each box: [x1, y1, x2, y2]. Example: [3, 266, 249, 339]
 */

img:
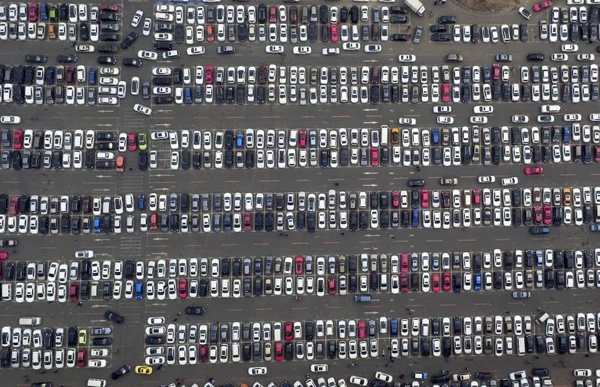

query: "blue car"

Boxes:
[40, 3, 48, 21]
[236, 133, 244, 148]
[431, 128, 440, 145]
[184, 87, 193, 104]
[138, 195, 145, 210]
[93, 217, 101, 233]
[562, 127, 571, 143]
[474, 274, 481, 291]
[390, 318, 398, 337]
[89, 68, 96, 85]
[135, 282, 144, 300]
[411, 209, 419, 228]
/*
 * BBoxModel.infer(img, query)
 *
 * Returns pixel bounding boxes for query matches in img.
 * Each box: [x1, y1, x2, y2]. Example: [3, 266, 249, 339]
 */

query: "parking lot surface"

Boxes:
[2, 0, 600, 386]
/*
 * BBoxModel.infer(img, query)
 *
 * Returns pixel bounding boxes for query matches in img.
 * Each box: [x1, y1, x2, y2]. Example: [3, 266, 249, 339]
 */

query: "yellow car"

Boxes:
[135, 365, 153, 375]
[78, 329, 87, 345]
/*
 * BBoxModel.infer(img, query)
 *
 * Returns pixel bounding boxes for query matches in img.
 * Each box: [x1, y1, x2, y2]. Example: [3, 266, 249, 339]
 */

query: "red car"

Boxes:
[206, 25, 215, 41]
[294, 257, 303, 275]
[66, 66, 75, 84]
[299, 130, 307, 148]
[533, 0, 552, 11]
[116, 156, 125, 172]
[442, 272, 451, 291]
[595, 146, 600, 162]
[150, 213, 158, 230]
[330, 24, 338, 42]
[392, 191, 399, 208]
[244, 213, 252, 231]
[328, 278, 336, 295]
[127, 133, 137, 151]
[441, 83, 450, 102]
[400, 274, 409, 293]
[0, 252, 8, 260]
[77, 350, 86, 367]
[99, 4, 119, 12]
[205, 66, 214, 84]
[421, 190, 429, 208]
[357, 321, 366, 338]
[492, 64, 500, 80]
[199, 345, 208, 363]
[524, 166, 543, 175]
[472, 189, 481, 206]
[269, 6, 277, 22]
[533, 206, 542, 224]
[9, 196, 18, 216]
[432, 274, 441, 292]
[13, 130, 23, 149]
[400, 254, 409, 272]
[370, 147, 379, 166]
[543, 206, 552, 225]
[69, 284, 79, 302]
[28, 3, 38, 22]
[275, 342, 284, 361]
[284, 322, 293, 341]
[178, 279, 187, 299]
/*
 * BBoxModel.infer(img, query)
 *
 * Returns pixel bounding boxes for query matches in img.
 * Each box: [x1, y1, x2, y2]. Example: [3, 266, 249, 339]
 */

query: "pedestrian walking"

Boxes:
[434, 1, 438, 5]
[177, 312, 181, 316]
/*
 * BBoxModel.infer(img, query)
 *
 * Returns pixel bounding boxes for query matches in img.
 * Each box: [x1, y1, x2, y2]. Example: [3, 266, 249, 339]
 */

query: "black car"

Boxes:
[104, 310, 124, 324]
[97, 56, 117, 65]
[123, 58, 142, 67]
[100, 33, 120, 41]
[145, 336, 165, 345]
[529, 226, 550, 235]
[186, 306, 206, 315]
[138, 151, 148, 170]
[111, 364, 132, 380]
[390, 34, 409, 41]
[407, 179, 426, 187]
[92, 337, 113, 346]
[25, 55, 47, 64]
[57, 54, 78, 63]
[100, 12, 119, 22]
[527, 53, 545, 62]
[438, 15, 457, 24]
[154, 96, 173, 104]
[431, 33, 451, 41]
[430, 24, 448, 32]
[98, 44, 119, 53]
[121, 32, 138, 49]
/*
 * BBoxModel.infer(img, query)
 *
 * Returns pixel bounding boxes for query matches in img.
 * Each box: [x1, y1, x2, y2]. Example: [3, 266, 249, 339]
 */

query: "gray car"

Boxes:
[413, 26, 422, 44]
[1, 150, 10, 169]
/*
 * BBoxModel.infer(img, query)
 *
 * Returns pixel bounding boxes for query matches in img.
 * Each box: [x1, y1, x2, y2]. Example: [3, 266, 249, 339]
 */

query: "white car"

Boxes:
[186, 46, 205, 56]
[248, 366, 267, 375]
[292, 46, 311, 55]
[134, 104, 152, 116]
[470, 116, 488, 124]
[75, 44, 95, 53]
[473, 105, 493, 114]
[131, 10, 143, 27]
[342, 42, 361, 51]
[577, 53, 595, 61]
[433, 106, 451, 113]
[564, 113, 582, 122]
[138, 50, 158, 60]
[501, 177, 519, 186]
[437, 116, 454, 124]
[477, 176, 496, 184]
[398, 117, 416, 125]
[398, 54, 416, 63]
[0, 115, 20, 124]
[550, 53, 569, 62]
[512, 114, 529, 123]
[364, 44, 382, 53]
[322, 47, 340, 56]
[266, 45, 284, 54]
[561, 44, 578, 52]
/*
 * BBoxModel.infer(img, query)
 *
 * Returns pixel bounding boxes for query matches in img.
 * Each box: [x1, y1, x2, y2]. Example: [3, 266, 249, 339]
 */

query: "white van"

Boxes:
[87, 379, 107, 387]
[380, 125, 389, 146]
[541, 104, 560, 113]
[19, 317, 41, 326]
[517, 336, 525, 356]
[91, 282, 98, 298]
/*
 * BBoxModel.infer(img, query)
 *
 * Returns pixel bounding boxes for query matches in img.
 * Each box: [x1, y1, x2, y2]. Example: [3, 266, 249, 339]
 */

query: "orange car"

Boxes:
[116, 156, 125, 172]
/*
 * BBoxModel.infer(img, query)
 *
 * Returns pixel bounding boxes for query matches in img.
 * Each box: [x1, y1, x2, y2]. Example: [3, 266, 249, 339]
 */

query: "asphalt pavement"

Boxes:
[2, 0, 600, 386]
